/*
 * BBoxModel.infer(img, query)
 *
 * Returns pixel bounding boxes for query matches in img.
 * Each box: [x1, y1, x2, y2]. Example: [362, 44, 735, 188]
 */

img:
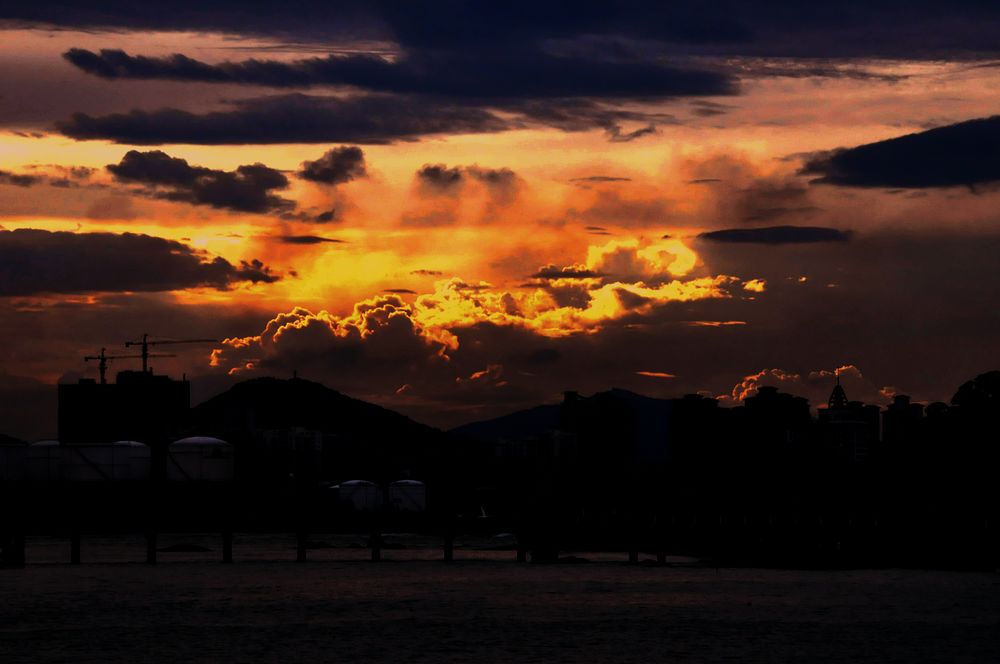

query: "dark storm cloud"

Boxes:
[106, 150, 292, 213]
[570, 176, 632, 183]
[64, 48, 736, 99]
[530, 265, 603, 279]
[416, 164, 464, 191]
[801, 116, 1000, 188]
[275, 235, 344, 245]
[606, 124, 658, 142]
[699, 226, 852, 244]
[0, 229, 279, 296]
[1, 166, 102, 190]
[58, 93, 513, 145]
[298, 146, 367, 184]
[9, 3, 1000, 58]
[416, 164, 519, 193]
[0, 170, 43, 187]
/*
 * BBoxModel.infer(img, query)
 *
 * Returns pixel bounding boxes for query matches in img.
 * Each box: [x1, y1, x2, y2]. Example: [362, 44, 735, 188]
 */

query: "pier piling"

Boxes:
[70, 532, 81, 565]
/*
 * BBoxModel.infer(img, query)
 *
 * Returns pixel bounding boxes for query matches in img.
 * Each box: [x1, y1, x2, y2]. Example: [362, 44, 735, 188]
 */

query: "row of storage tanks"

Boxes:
[0, 437, 234, 482]
[335, 479, 427, 513]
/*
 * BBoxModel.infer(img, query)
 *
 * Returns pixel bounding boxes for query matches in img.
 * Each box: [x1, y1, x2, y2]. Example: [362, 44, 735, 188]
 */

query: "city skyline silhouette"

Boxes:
[3, 4, 1000, 663]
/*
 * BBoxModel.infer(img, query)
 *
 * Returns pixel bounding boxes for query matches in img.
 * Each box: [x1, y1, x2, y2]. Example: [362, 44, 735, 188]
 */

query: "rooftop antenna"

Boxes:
[124, 333, 217, 373]
[84, 347, 175, 385]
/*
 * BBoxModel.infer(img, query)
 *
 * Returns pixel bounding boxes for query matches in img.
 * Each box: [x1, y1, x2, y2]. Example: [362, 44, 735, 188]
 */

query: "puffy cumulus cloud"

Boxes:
[107, 150, 293, 214]
[0, 229, 279, 296]
[806, 364, 865, 383]
[208, 235, 746, 405]
[585, 237, 699, 282]
[724, 364, 892, 406]
[212, 296, 457, 380]
[728, 368, 803, 401]
[298, 146, 367, 185]
[530, 264, 602, 280]
[407, 272, 740, 338]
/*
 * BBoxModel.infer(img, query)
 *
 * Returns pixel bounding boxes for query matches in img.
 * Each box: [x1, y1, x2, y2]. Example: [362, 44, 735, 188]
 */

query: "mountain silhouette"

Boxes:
[450, 403, 560, 442]
[0, 433, 25, 446]
[190, 376, 439, 441]
[452, 387, 674, 463]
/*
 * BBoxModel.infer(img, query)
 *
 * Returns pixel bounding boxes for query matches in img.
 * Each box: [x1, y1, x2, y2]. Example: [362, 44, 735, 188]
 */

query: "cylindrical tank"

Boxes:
[0, 442, 27, 482]
[26, 440, 60, 482]
[58, 442, 152, 481]
[339, 480, 382, 511]
[61, 444, 115, 482]
[167, 437, 234, 482]
[112, 441, 151, 481]
[389, 480, 426, 512]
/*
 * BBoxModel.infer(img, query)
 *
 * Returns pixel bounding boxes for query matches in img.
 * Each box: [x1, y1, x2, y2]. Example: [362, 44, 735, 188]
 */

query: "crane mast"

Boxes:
[124, 333, 217, 373]
[83, 348, 175, 384]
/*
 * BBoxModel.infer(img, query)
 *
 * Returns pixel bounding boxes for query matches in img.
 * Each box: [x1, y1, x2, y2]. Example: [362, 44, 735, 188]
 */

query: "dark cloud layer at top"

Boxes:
[0, 229, 278, 296]
[58, 93, 512, 145]
[63, 48, 735, 100]
[8, 3, 1000, 58]
[801, 115, 1000, 188]
[107, 149, 292, 213]
[699, 226, 852, 244]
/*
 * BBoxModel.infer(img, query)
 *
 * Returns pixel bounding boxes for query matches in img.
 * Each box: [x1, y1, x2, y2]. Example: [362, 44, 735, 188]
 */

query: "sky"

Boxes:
[1, 2, 1000, 438]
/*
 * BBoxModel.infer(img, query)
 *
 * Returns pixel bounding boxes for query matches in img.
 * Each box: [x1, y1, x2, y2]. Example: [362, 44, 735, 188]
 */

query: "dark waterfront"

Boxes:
[2, 544, 998, 663]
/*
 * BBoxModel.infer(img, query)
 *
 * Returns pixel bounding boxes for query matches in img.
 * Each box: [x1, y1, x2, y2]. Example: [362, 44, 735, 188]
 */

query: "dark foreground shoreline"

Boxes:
[2, 538, 998, 663]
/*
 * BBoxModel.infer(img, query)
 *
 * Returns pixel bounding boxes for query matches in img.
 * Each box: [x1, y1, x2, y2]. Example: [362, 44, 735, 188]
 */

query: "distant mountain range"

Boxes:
[449, 388, 673, 459]
[190, 376, 439, 442]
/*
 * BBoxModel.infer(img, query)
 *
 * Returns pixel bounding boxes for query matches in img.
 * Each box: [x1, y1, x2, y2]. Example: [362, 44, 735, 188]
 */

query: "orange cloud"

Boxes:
[636, 371, 676, 379]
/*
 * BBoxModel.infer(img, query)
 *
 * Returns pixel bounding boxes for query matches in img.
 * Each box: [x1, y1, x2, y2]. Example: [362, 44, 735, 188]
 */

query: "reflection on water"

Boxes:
[3, 536, 1000, 663]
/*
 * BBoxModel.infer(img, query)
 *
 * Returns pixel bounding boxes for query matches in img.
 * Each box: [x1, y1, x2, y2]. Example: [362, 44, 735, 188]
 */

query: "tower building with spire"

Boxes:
[817, 374, 880, 462]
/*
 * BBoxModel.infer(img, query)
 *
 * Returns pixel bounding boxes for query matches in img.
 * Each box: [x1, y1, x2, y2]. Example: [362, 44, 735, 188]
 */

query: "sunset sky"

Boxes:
[2, 3, 1000, 438]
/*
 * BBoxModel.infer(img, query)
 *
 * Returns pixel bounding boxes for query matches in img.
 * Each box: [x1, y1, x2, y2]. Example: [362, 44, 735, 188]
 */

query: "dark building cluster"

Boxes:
[2, 359, 999, 568]
[463, 372, 1000, 567]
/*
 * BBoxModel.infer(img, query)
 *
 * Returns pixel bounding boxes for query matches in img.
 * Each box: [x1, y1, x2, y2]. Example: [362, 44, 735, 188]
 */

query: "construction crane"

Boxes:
[124, 333, 217, 373]
[84, 348, 176, 385]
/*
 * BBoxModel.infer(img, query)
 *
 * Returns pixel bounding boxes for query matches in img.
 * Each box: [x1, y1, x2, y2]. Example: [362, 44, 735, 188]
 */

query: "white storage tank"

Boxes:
[389, 480, 426, 512]
[339, 480, 382, 511]
[61, 444, 116, 482]
[0, 442, 27, 482]
[112, 441, 151, 481]
[58, 442, 151, 482]
[26, 441, 60, 482]
[167, 437, 234, 482]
